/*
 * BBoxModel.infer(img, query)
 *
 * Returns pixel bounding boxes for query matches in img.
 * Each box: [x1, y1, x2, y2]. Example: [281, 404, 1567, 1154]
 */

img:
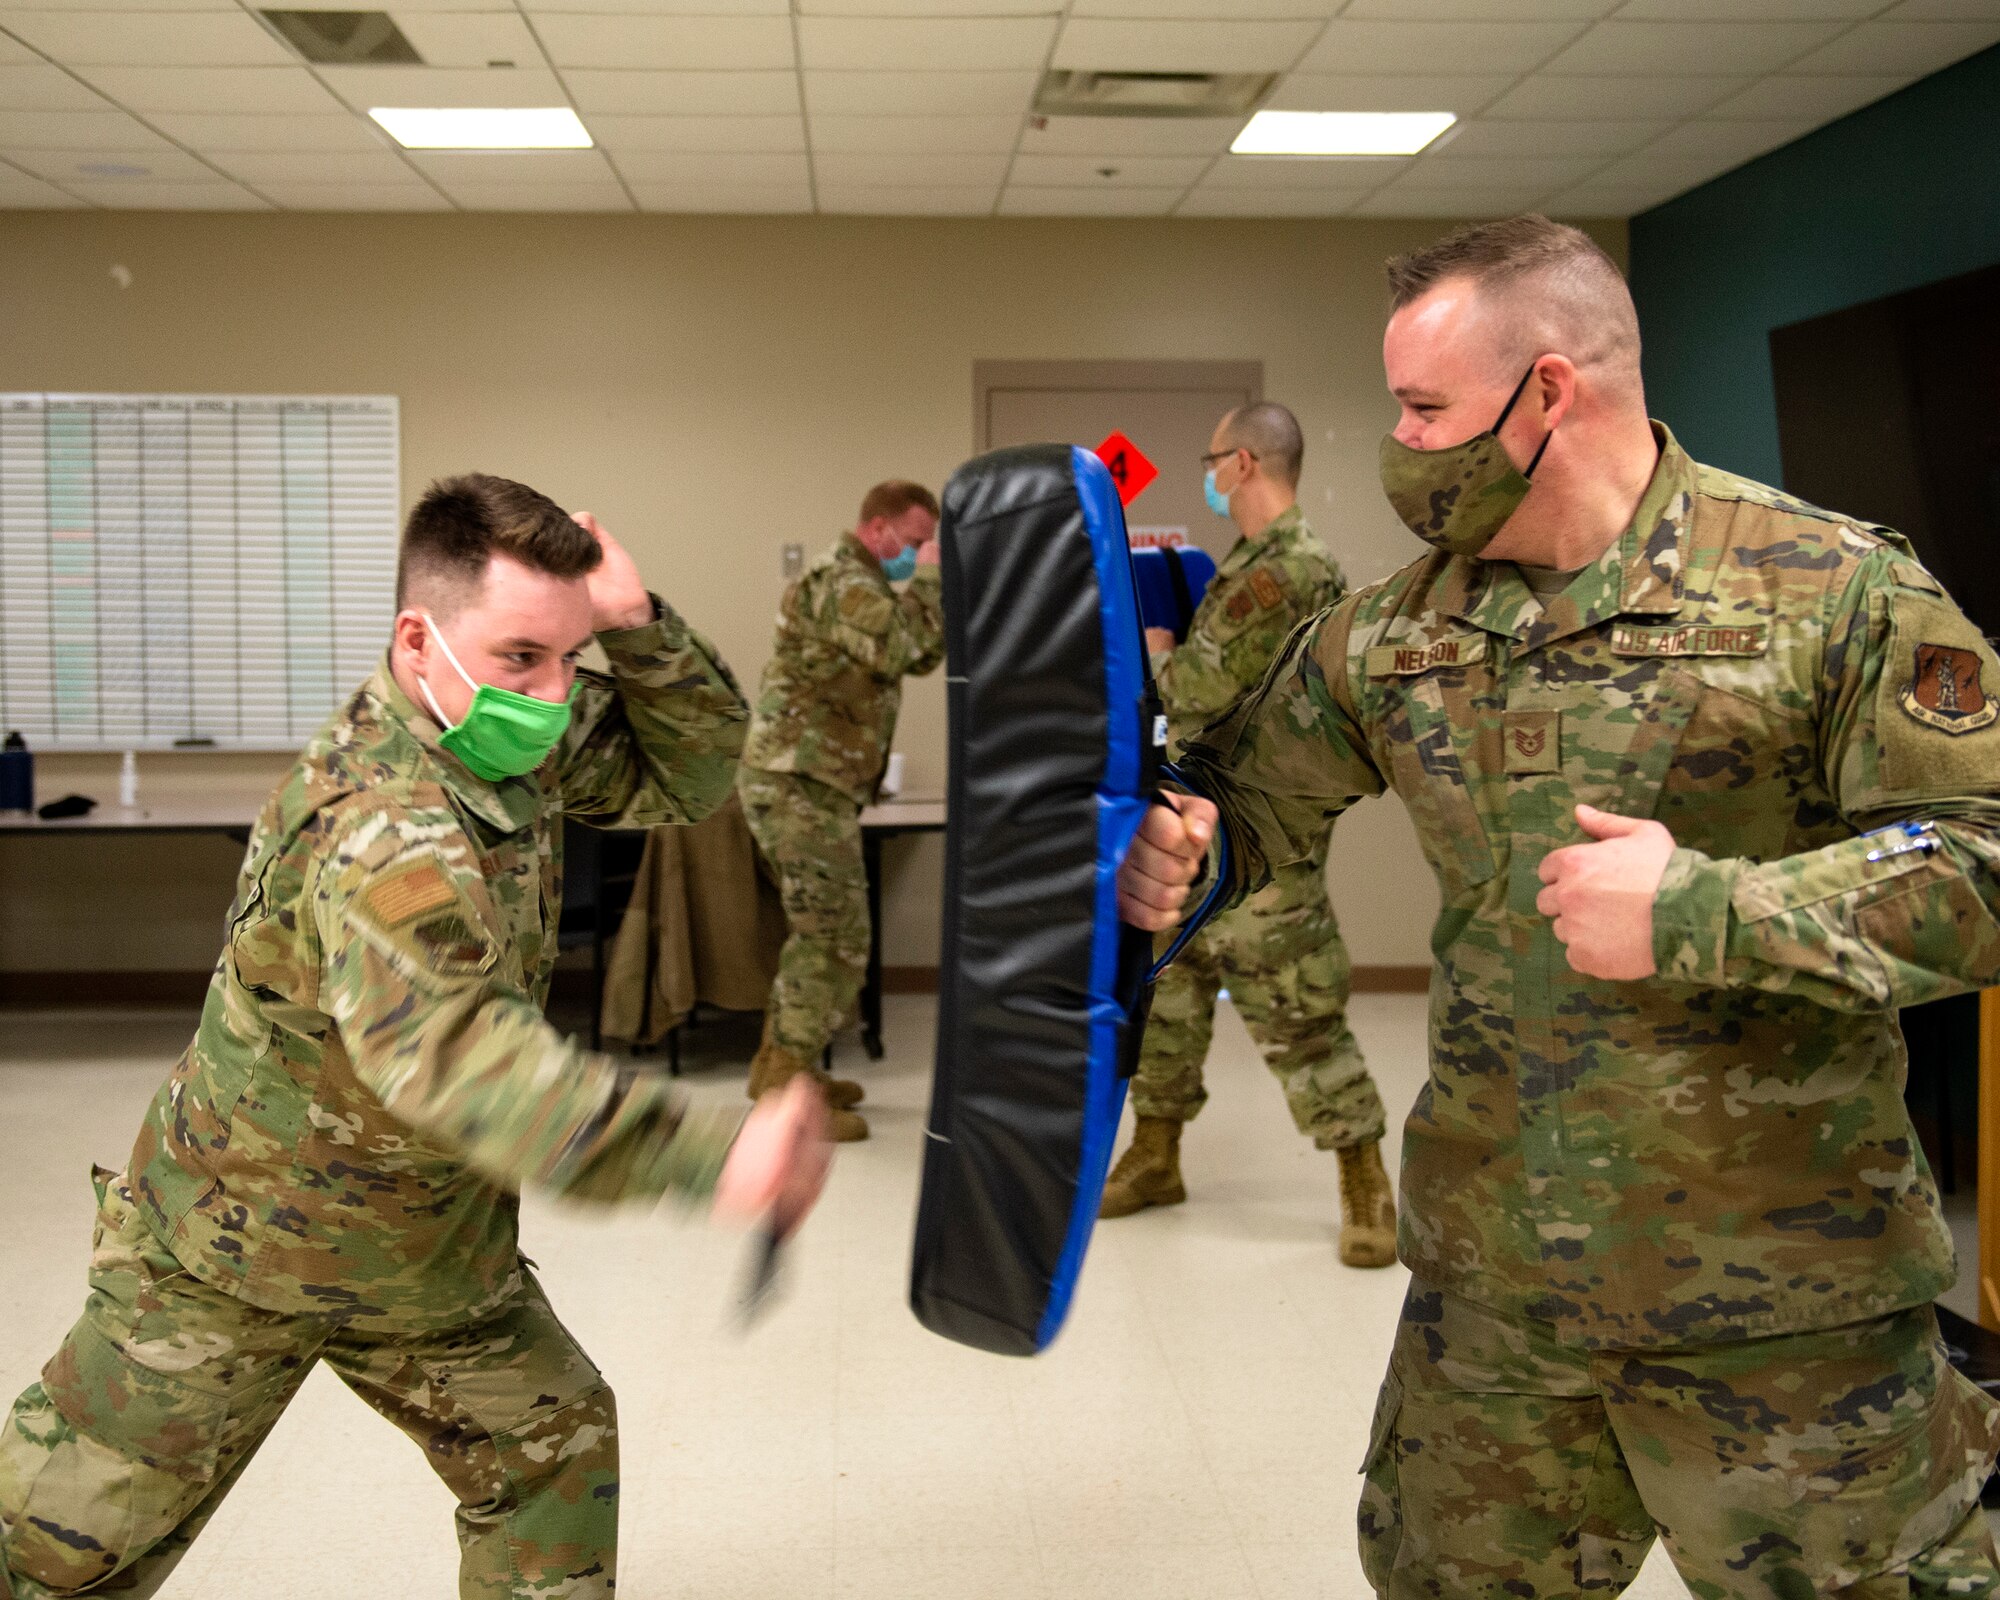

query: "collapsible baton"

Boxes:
[909, 443, 1231, 1356]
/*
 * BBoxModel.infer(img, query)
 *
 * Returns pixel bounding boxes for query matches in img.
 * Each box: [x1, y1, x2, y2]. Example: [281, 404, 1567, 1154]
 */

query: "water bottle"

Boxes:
[0, 732, 31, 815]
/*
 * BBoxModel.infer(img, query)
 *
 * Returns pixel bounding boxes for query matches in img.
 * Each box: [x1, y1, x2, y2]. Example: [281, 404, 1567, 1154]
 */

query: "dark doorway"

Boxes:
[1770, 260, 2000, 637]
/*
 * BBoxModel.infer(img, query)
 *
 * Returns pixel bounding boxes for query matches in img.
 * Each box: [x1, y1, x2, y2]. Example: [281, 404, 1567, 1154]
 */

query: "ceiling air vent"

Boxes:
[1033, 70, 1276, 120]
[261, 11, 422, 66]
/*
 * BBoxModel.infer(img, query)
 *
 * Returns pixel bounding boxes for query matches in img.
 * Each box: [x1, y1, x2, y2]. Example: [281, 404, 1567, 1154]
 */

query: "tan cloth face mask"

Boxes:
[1379, 364, 1553, 557]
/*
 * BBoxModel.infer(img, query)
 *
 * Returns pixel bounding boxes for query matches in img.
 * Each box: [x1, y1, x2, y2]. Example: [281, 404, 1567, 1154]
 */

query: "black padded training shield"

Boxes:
[909, 443, 1163, 1356]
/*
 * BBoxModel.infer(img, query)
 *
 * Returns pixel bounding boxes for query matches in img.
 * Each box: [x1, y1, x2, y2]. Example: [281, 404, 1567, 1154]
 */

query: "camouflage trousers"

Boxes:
[1359, 1279, 2000, 1599]
[739, 768, 868, 1062]
[1134, 853, 1385, 1150]
[0, 1170, 618, 1600]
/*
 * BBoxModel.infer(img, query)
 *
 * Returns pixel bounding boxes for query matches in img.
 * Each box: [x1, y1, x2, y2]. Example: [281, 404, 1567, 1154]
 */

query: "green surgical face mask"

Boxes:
[1378, 363, 1553, 557]
[418, 614, 577, 782]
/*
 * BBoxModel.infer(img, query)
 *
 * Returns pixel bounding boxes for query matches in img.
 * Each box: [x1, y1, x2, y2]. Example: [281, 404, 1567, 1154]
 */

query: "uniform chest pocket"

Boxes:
[1654, 668, 1807, 865]
[1380, 672, 1497, 894]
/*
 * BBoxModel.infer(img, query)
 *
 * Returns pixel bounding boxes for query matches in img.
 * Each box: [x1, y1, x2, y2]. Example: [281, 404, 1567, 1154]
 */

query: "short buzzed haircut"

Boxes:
[1219, 401, 1304, 489]
[1385, 214, 1642, 392]
[396, 472, 600, 617]
[858, 479, 939, 526]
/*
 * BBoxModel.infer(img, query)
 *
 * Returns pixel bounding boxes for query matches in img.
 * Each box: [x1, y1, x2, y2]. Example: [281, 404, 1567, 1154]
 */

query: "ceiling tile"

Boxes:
[407, 148, 620, 184]
[318, 66, 568, 111]
[75, 66, 342, 115]
[1176, 187, 1363, 216]
[809, 114, 1020, 154]
[0, 164, 86, 204]
[438, 181, 633, 211]
[1297, 19, 1587, 73]
[0, 35, 29, 64]
[798, 17, 1058, 71]
[60, 177, 269, 207]
[1010, 152, 1210, 185]
[1783, 19, 2000, 72]
[205, 148, 415, 183]
[803, 0, 1056, 12]
[588, 113, 805, 152]
[802, 70, 1038, 117]
[998, 185, 1181, 215]
[1266, 72, 1516, 116]
[1052, 19, 1321, 72]
[1399, 151, 1601, 186]
[1883, 0, 2000, 16]
[1019, 115, 1242, 156]
[1543, 177, 1693, 211]
[1540, 20, 1846, 74]
[9, 145, 214, 182]
[629, 181, 811, 212]
[1706, 73, 1915, 117]
[564, 70, 800, 116]
[1074, 0, 1343, 14]
[1612, 0, 1880, 15]
[816, 183, 1001, 213]
[610, 148, 807, 183]
[1585, 147, 1734, 185]
[0, 0, 234, 10]
[1351, 182, 1552, 214]
[816, 150, 1009, 185]
[1203, 153, 1404, 187]
[0, 107, 171, 147]
[1481, 72, 1744, 116]
[1435, 116, 1670, 155]
[263, 182, 450, 210]
[0, 62, 109, 111]
[152, 112, 391, 151]
[393, 14, 542, 71]
[525, 0, 786, 12]
[1638, 117, 1818, 163]
[535, 15, 795, 70]
[0, 12, 294, 67]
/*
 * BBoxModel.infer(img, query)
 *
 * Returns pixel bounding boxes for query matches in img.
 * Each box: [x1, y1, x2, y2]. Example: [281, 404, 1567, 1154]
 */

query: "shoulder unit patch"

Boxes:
[1901, 642, 1999, 734]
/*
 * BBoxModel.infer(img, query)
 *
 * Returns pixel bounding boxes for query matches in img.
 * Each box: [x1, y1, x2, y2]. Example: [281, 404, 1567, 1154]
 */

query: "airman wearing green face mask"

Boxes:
[1, 474, 837, 1600]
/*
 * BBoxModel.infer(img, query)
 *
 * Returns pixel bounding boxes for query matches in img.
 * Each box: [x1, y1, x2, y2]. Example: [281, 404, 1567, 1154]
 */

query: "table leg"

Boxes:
[861, 829, 886, 1060]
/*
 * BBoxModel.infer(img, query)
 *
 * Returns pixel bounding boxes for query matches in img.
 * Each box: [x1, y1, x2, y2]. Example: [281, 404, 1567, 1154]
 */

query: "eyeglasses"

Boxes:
[1199, 447, 1259, 467]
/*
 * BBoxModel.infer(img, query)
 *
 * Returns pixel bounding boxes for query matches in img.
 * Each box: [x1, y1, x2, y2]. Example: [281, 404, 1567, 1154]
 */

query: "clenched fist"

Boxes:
[1117, 791, 1217, 931]
[1535, 804, 1676, 980]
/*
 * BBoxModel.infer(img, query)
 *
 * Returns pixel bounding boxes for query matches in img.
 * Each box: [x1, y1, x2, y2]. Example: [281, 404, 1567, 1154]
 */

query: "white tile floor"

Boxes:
[4, 994, 1719, 1599]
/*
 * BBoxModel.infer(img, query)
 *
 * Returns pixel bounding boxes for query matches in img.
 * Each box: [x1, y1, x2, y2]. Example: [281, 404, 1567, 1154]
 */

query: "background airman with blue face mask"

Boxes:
[1099, 401, 1395, 1271]
[737, 479, 943, 1142]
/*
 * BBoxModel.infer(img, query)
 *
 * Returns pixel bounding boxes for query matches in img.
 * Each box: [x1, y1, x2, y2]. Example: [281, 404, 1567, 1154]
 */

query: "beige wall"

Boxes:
[0, 209, 1625, 976]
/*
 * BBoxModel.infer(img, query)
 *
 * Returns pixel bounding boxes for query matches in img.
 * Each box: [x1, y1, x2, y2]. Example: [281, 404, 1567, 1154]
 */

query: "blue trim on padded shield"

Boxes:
[1035, 446, 1145, 1351]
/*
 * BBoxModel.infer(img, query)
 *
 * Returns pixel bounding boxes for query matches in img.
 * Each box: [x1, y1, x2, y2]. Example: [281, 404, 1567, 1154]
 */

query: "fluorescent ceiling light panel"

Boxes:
[1231, 110, 1454, 158]
[370, 106, 591, 149]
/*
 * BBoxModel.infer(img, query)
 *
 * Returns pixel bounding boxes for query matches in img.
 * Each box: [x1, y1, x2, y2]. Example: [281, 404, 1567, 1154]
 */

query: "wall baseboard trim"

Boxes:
[3, 962, 1434, 1009]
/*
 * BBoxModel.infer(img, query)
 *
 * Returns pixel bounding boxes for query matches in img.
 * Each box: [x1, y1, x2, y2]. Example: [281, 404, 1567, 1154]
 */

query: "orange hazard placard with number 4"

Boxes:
[1093, 431, 1157, 508]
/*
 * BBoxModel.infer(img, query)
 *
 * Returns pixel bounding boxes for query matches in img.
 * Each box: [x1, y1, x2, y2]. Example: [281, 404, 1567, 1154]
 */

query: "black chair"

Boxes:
[554, 825, 655, 1060]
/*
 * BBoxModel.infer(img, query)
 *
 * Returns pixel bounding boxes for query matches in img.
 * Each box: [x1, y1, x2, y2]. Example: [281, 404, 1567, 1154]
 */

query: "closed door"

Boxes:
[976, 360, 1261, 561]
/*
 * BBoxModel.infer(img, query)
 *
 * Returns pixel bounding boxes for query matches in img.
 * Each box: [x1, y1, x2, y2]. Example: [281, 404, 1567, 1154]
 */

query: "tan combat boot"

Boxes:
[746, 1042, 869, 1142]
[747, 1034, 864, 1110]
[1098, 1116, 1186, 1218]
[1336, 1140, 1397, 1268]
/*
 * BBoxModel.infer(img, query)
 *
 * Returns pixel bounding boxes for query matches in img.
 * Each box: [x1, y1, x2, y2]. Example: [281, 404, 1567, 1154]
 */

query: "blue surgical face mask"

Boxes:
[1202, 467, 1232, 519]
[881, 545, 918, 582]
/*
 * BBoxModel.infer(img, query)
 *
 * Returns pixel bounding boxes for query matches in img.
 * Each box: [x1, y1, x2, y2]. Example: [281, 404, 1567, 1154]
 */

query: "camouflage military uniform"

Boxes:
[739, 533, 943, 1061]
[1138, 509, 1384, 1151]
[1179, 427, 2000, 1594]
[0, 602, 749, 1600]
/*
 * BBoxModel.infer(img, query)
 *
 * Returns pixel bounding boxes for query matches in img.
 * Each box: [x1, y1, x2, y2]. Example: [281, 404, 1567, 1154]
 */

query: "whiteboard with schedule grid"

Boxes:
[0, 393, 399, 750]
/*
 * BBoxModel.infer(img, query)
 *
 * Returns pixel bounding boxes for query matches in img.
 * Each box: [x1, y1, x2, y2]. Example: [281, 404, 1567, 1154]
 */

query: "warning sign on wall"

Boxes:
[1093, 430, 1158, 507]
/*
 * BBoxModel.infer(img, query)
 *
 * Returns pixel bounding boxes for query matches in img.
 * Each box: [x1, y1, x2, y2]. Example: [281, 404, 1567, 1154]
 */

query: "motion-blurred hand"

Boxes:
[714, 1074, 833, 1238]
[572, 512, 655, 633]
[1117, 791, 1216, 931]
[1143, 627, 1176, 655]
[916, 538, 941, 568]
